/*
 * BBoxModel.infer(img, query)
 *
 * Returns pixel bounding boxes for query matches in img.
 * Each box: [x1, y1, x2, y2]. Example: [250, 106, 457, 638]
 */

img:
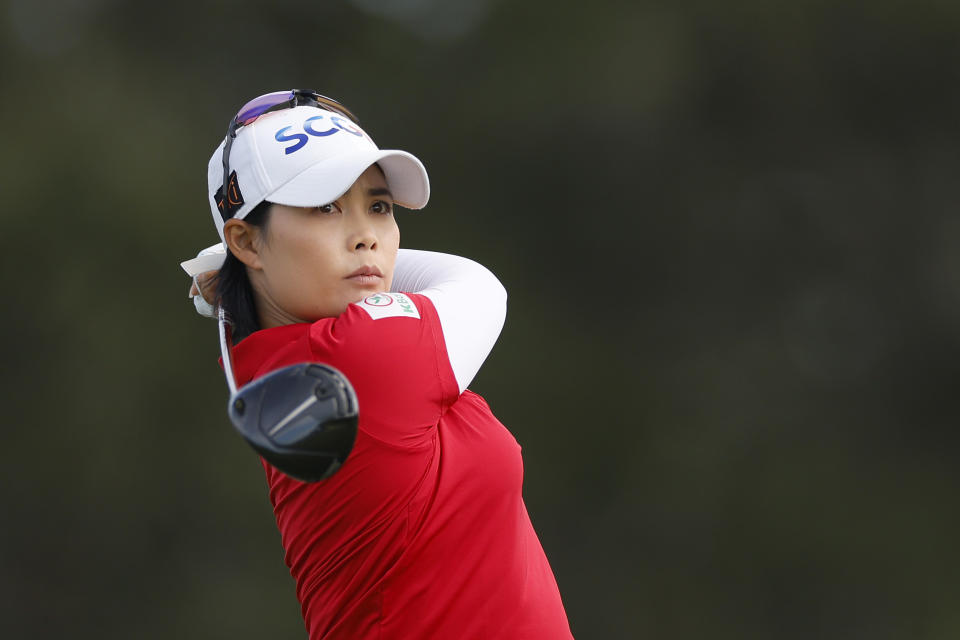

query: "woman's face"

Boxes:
[244, 164, 400, 327]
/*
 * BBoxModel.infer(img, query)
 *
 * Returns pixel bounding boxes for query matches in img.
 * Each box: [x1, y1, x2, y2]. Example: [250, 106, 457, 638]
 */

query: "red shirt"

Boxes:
[229, 293, 572, 639]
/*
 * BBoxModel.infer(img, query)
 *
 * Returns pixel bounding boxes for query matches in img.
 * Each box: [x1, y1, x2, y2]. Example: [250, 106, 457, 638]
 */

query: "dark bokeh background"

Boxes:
[3, 0, 960, 638]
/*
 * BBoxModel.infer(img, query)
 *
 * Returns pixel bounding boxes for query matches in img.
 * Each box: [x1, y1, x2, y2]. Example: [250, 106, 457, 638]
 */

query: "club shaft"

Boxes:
[218, 309, 239, 396]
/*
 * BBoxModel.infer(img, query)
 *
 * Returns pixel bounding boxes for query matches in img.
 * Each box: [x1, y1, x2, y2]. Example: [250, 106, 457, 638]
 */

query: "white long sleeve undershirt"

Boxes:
[390, 249, 507, 394]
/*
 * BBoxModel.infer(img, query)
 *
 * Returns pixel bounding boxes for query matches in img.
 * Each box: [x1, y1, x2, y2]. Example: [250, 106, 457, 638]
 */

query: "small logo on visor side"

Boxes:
[215, 171, 245, 220]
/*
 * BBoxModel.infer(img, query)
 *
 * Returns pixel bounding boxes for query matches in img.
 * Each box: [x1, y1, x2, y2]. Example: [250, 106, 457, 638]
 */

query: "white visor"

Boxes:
[181, 100, 429, 276]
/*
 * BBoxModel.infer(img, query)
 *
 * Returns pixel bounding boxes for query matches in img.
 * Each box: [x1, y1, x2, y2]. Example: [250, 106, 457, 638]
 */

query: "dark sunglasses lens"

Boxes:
[235, 90, 296, 126]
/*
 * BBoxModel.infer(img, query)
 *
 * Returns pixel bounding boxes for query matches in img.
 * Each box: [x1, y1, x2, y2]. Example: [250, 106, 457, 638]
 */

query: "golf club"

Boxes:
[218, 308, 358, 482]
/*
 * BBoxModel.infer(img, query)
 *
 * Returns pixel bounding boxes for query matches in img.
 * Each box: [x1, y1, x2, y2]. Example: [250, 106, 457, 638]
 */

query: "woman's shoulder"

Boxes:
[231, 322, 315, 385]
[311, 292, 439, 342]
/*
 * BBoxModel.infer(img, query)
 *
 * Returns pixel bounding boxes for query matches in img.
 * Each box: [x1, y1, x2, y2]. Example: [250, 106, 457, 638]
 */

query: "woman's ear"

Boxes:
[223, 219, 264, 270]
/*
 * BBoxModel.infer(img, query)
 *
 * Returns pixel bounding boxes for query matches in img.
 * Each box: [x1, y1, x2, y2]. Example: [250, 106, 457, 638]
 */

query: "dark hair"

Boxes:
[214, 200, 273, 341]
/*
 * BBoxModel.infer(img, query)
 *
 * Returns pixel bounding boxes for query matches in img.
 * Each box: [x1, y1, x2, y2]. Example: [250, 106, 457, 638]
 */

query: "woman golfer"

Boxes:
[182, 90, 572, 639]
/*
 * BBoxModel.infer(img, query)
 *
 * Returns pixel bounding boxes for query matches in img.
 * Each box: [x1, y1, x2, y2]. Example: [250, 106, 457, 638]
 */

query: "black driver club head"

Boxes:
[227, 363, 359, 482]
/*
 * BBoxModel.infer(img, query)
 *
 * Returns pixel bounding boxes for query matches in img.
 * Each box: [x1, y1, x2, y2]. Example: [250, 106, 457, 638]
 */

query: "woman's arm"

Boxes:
[391, 249, 507, 393]
[186, 246, 507, 394]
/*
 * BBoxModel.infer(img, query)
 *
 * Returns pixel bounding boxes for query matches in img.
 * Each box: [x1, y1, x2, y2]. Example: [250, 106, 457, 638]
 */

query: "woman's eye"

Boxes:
[317, 204, 336, 214]
[371, 200, 393, 214]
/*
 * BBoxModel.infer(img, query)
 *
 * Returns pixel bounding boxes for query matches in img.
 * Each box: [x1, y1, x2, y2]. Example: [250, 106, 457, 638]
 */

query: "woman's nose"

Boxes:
[346, 211, 378, 251]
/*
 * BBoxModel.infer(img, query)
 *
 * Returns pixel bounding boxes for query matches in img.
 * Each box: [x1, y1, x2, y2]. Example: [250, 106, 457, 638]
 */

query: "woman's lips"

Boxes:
[346, 266, 383, 286]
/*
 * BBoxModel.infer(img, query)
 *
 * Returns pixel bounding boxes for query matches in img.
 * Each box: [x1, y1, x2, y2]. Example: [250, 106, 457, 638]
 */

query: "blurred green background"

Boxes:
[3, 0, 960, 638]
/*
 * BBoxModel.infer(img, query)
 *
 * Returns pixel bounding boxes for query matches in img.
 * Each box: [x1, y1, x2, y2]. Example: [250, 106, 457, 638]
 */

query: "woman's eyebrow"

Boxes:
[368, 187, 394, 198]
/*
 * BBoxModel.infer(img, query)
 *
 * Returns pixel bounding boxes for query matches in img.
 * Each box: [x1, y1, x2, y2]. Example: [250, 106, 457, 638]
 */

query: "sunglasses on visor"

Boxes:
[218, 89, 360, 219]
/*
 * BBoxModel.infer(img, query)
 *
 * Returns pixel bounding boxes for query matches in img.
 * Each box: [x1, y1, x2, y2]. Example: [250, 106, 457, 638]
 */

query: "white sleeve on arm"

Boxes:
[391, 249, 507, 394]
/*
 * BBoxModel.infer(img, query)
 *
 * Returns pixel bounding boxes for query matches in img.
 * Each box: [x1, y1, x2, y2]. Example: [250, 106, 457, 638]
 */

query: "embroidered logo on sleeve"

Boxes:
[354, 293, 421, 320]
